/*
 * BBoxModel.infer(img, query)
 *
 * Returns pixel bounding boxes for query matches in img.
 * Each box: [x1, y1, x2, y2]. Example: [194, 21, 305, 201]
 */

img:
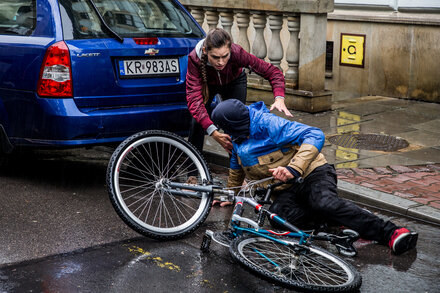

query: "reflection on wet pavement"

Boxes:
[300, 97, 440, 169]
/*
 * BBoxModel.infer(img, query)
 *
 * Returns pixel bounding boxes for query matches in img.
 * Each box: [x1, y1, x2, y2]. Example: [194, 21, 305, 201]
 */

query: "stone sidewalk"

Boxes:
[336, 164, 440, 225]
[203, 96, 440, 225]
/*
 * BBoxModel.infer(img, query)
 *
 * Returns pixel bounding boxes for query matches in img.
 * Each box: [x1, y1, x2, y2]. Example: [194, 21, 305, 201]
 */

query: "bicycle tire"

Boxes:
[107, 130, 213, 240]
[229, 235, 362, 292]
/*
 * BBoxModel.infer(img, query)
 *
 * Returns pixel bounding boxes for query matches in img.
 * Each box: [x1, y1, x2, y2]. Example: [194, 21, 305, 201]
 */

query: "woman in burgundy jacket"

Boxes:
[186, 28, 292, 153]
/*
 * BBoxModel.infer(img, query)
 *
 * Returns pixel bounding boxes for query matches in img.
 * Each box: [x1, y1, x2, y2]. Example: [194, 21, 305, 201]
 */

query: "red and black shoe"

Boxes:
[389, 228, 418, 255]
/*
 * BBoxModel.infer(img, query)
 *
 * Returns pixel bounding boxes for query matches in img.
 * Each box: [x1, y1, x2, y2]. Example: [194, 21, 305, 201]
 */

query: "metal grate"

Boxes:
[328, 134, 409, 151]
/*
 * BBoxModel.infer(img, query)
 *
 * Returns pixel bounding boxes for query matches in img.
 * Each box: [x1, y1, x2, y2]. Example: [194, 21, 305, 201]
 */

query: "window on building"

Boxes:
[334, 0, 440, 10]
[326, 41, 334, 75]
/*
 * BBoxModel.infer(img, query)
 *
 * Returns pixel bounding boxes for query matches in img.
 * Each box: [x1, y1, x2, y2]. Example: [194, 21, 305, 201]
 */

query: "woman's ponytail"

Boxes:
[200, 53, 209, 104]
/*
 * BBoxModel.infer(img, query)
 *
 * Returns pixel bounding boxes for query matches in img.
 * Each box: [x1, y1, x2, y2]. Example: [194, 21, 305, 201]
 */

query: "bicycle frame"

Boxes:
[161, 178, 358, 256]
[230, 196, 312, 246]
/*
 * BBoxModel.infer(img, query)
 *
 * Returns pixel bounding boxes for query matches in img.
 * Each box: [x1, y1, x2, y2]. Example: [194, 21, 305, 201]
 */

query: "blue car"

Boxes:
[0, 0, 204, 160]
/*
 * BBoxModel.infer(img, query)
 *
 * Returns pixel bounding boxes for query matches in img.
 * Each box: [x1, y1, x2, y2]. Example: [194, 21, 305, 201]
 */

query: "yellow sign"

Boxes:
[340, 34, 365, 67]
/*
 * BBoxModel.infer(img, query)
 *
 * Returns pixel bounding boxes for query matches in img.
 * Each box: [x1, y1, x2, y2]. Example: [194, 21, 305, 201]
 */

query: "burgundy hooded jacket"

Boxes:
[186, 41, 285, 131]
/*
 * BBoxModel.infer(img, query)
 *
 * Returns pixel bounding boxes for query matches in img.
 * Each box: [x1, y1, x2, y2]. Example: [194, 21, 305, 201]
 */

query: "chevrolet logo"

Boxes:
[144, 48, 159, 56]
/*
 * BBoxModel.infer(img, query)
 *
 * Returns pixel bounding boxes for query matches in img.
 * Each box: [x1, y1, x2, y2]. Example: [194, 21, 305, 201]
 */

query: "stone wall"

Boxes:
[326, 10, 440, 102]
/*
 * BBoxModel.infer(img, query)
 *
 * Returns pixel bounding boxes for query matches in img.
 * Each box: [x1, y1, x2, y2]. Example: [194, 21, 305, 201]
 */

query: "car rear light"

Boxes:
[133, 37, 158, 45]
[37, 41, 73, 97]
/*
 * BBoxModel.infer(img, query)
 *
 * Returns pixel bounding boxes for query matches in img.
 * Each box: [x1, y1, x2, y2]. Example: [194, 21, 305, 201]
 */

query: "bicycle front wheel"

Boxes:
[107, 130, 212, 240]
[229, 236, 362, 292]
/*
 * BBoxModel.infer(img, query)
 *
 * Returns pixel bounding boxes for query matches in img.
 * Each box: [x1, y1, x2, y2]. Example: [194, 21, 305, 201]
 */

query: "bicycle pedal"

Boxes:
[339, 229, 360, 241]
[200, 233, 212, 252]
[336, 244, 358, 257]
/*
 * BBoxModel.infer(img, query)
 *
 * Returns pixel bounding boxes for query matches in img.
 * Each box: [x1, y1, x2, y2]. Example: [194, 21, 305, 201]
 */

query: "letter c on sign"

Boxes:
[347, 45, 356, 55]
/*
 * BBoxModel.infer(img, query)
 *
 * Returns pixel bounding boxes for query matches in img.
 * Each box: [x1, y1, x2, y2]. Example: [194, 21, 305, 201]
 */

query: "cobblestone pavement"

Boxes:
[337, 164, 440, 210]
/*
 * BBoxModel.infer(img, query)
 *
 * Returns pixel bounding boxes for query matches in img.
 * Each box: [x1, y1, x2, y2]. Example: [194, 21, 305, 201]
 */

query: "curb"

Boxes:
[203, 150, 229, 167]
[338, 180, 440, 226]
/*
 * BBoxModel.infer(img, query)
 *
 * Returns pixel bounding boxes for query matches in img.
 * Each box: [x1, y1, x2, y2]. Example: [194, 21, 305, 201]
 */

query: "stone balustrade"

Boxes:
[180, 0, 334, 113]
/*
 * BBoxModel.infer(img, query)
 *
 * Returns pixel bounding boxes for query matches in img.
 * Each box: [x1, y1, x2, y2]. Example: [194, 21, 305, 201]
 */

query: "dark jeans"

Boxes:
[188, 71, 247, 152]
[269, 164, 397, 244]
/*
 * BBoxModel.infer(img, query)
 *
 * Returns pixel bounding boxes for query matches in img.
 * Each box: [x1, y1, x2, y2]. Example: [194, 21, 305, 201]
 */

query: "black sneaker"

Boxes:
[388, 228, 418, 255]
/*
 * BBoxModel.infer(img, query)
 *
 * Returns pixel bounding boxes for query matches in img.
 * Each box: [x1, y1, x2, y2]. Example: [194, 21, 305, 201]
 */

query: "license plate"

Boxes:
[118, 58, 179, 78]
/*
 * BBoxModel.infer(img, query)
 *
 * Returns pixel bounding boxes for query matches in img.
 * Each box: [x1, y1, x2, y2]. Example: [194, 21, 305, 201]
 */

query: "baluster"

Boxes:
[285, 15, 300, 88]
[251, 13, 267, 60]
[205, 9, 219, 30]
[188, 7, 205, 27]
[236, 12, 250, 52]
[250, 13, 267, 82]
[219, 10, 234, 40]
[268, 14, 283, 70]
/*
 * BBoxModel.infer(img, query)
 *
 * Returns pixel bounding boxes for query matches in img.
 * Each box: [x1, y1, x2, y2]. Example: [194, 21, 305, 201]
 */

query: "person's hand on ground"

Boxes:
[212, 130, 232, 154]
[269, 166, 294, 182]
[212, 199, 233, 207]
[270, 98, 293, 117]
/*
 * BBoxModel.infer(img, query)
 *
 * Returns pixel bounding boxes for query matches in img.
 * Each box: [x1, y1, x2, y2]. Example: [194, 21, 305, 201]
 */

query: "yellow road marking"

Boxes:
[128, 245, 181, 272]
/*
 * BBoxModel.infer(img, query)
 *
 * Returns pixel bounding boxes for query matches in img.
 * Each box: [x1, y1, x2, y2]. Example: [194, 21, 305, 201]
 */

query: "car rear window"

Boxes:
[0, 0, 36, 36]
[59, 0, 204, 40]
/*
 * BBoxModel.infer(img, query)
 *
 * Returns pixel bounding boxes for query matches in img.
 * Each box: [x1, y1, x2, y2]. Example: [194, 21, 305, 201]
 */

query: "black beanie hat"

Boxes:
[211, 99, 250, 143]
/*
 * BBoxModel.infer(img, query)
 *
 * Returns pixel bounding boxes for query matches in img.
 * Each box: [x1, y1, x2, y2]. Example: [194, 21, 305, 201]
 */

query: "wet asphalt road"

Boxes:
[0, 148, 439, 292]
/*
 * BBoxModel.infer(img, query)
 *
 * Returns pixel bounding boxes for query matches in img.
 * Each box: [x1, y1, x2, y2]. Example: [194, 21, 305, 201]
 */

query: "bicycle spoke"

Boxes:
[124, 148, 158, 181]
[162, 143, 178, 178]
[120, 183, 154, 202]
[297, 253, 349, 285]
[127, 189, 155, 211]
[118, 177, 155, 189]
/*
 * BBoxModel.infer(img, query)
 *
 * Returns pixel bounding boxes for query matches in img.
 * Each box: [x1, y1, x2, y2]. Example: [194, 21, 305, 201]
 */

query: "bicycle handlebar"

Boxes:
[267, 177, 304, 189]
[254, 177, 303, 202]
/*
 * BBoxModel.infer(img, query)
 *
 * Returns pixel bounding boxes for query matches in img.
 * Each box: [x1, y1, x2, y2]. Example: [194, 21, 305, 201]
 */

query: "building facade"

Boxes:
[327, 0, 440, 102]
[181, 0, 440, 111]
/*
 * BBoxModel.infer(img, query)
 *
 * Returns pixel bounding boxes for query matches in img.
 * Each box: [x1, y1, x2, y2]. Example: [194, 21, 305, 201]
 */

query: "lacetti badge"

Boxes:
[76, 53, 101, 57]
[144, 49, 159, 56]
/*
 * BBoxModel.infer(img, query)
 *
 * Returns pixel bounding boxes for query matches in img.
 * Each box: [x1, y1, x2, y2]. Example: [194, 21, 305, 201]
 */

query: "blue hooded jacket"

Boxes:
[229, 101, 326, 178]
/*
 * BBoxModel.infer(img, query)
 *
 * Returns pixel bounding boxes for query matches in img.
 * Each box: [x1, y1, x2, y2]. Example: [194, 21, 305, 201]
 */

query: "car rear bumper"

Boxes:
[4, 93, 191, 148]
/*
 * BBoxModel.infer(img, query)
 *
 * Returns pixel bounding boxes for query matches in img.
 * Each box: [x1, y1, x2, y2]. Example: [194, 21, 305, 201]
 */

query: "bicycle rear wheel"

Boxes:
[229, 236, 362, 292]
[107, 130, 212, 240]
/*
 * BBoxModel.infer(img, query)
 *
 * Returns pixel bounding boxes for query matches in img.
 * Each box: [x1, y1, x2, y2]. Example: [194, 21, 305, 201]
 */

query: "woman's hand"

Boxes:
[270, 98, 293, 117]
[212, 130, 232, 154]
[269, 166, 294, 182]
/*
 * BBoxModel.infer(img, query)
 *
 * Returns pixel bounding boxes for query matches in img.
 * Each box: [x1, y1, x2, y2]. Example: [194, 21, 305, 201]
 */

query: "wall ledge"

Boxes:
[180, 0, 334, 14]
[329, 9, 440, 26]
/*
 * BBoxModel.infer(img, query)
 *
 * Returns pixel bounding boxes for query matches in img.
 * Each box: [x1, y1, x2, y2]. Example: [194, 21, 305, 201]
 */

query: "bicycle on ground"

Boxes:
[106, 130, 362, 292]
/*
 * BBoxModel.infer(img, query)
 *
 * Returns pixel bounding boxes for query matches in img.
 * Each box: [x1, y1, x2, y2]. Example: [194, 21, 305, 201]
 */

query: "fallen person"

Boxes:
[210, 99, 418, 255]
